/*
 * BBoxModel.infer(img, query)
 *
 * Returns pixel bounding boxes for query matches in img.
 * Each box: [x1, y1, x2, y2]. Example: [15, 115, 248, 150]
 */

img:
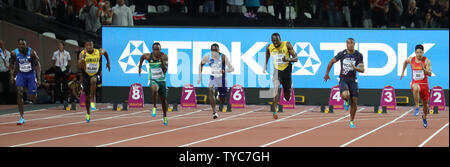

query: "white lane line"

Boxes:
[0, 110, 149, 137]
[340, 108, 413, 147]
[418, 122, 449, 147]
[0, 112, 82, 125]
[179, 107, 315, 147]
[97, 107, 265, 147]
[10, 109, 204, 147]
[261, 108, 366, 147]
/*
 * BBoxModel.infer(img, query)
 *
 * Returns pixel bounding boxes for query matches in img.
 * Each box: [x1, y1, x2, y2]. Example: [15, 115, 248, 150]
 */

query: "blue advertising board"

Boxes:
[102, 27, 449, 89]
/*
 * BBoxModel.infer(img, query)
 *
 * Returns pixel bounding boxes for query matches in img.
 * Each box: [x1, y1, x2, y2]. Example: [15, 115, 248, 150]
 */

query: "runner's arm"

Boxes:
[31, 49, 41, 82]
[424, 59, 432, 76]
[224, 55, 234, 73]
[138, 53, 149, 75]
[161, 53, 168, 74]
[285, 42, 298, 62]
[263, 46, 270, 73]
[10, 52, 18, 80]
[101, 49, 111, 71]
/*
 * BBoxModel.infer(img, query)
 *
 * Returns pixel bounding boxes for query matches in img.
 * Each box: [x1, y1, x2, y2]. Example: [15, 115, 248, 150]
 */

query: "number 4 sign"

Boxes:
[128, 83, 144, 108]
[328, 85, 344, 110]
[380, 86, 396, 110]
[430, 86, 446, 111]
[181, 84, 197, 108]
[229, 84, 245, 108]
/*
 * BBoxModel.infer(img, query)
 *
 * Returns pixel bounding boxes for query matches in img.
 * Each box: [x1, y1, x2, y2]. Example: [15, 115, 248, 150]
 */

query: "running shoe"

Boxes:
[344, 100, 349, 111]
[90, 102, 96, 111]
[422, 115, 428, 128]
[163, 117, 168, 126]
[86, 114, 90, 123]
[272, 105, 278, 120]
[414, 107, 420, 117]
[349, 121, 356, 128]
[152, 107, 157, 118]
[17, 117, 25, 125]
[213, 112, 219, 119]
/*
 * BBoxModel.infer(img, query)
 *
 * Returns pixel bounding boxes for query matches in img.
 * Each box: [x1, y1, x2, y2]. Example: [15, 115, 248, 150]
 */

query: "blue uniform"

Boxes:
[14, 48, 37, 95]
[335, 49, 363, 97]
[207, 53, 227, 98]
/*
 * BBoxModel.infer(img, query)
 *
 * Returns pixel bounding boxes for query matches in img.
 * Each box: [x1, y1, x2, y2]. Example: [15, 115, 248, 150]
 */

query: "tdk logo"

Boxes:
[118, 41, 150, 74]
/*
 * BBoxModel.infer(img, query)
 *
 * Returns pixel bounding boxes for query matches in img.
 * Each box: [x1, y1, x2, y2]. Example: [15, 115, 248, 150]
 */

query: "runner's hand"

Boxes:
[138, 67, 141, 76]
[400, 72, 404, 80]
[282, 57, 289, 62]
[197, 77, 201, 85]
[323, 74, 330, 82]
[106, 62, 111, 72]
[36, 80, 40, 87]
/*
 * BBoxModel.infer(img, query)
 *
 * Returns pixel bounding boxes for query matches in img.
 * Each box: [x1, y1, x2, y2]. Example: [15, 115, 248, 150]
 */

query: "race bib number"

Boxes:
[19, 62, 32, 72]
[86, 63, 98, 74]
[151, 68, 163, 79]
[342, 59, 355, 75]
[413, 70, 425, 81]
[274, 54, 285, 65]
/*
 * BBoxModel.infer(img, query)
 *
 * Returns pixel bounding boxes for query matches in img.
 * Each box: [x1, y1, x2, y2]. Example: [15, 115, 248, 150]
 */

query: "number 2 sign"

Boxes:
[430, 86, 446, 111]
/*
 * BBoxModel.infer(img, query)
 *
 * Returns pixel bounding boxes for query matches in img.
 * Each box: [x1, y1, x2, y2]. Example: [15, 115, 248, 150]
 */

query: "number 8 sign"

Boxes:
[230, 84, 245, 108]
[128, 83, 144, 108]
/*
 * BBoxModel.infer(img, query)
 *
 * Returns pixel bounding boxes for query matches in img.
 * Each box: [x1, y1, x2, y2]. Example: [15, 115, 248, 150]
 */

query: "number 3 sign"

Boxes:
[380, 86, 396, 110]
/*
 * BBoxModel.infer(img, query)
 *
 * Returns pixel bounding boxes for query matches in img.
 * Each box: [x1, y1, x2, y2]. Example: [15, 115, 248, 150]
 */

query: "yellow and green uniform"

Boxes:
[269, 41, 292, 91]
[81, 49, 101, 96]
[148, 53, 167, 98]
[269, 41, 290, 71]
[82, 49, 101, 76]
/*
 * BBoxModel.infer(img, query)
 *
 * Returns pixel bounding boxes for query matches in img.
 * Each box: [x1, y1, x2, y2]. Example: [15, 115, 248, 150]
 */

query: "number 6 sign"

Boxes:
[380, 85, 396, 110]
[128, 83, 144, 108]
[181, 84, 197, 108]
[229, 84, 245, 108]
[430, 86, 446, 111]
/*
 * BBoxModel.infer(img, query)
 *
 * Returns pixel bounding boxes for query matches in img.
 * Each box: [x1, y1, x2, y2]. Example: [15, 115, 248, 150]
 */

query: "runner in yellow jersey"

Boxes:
[263, 33, 298, 119]
[78, 40, 111, 123]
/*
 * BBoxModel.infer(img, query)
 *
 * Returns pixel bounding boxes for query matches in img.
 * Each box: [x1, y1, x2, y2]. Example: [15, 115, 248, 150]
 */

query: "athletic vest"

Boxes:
[410, 56, 428, 84]
[14, 48, 34, 73]
[82, 49, 101, 76]
[148, 53, 165, 82]
[269, 41, 290, 71]
[208, 53, 225, 78]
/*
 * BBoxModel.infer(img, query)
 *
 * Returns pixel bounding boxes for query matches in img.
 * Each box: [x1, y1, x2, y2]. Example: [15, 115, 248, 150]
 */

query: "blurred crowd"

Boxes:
[0, 0, 448, 30]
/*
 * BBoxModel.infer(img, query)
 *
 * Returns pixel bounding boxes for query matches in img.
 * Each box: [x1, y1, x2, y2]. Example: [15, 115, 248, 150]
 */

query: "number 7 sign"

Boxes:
[181, 84, 197, 108]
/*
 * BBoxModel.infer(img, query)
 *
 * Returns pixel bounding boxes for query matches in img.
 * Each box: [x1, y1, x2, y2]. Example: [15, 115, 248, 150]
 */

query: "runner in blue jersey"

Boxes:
[10, 39, 41, 125]
[324, 38, 365, 128]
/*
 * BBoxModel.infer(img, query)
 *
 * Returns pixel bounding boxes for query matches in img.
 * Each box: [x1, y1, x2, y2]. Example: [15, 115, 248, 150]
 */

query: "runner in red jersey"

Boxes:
[400, 44, 432, 128]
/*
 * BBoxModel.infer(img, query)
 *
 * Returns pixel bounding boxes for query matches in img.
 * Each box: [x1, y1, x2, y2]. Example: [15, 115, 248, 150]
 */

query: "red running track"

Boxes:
[0, 104, 447, 147]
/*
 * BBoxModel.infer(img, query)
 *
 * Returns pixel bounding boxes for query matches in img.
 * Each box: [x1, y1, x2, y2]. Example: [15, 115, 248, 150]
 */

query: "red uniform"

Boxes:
[410, 56, 430, 101]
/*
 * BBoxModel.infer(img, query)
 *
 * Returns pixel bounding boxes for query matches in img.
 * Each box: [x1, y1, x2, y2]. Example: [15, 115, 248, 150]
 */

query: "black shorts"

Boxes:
[81, 72, 100, 95]
[339, 78, 359, 98]
[273, 63, 292, 91]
